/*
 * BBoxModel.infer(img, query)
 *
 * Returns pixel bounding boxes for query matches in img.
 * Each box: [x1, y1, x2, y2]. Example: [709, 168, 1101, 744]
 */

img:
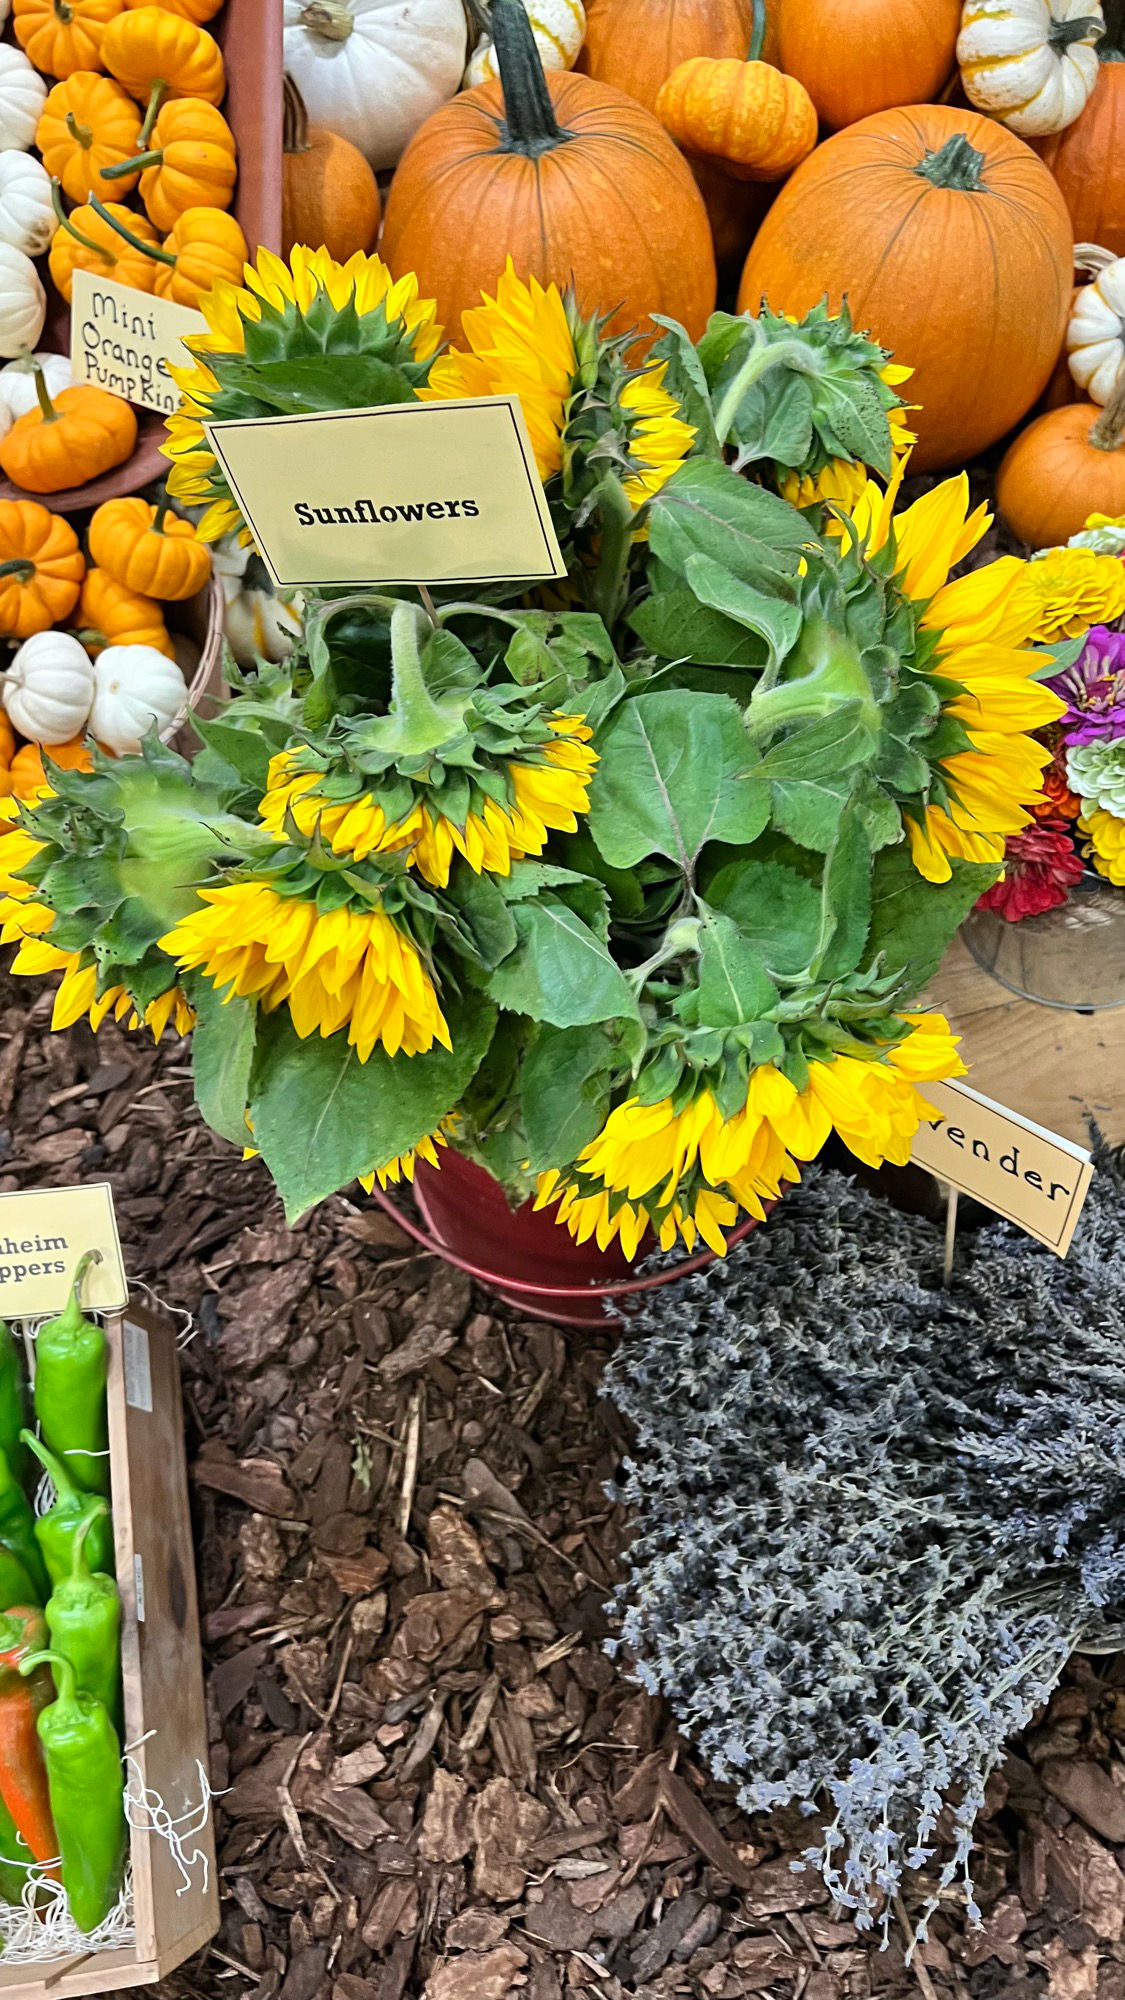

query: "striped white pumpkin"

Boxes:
[465, 0, 585, 84]
[958, 0, 1104, 137]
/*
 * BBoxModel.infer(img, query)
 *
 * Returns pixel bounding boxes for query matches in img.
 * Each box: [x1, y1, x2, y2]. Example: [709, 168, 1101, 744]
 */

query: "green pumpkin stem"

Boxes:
[747, 0, 766, 64]
[53, 0, 74, 19]
[52, 179, 114, 264]
[1091, 370, 1125, 451]
[88, 192, 177, 266]
[492, 0, 568, 157]
[153, 501, 170, 534]
[0, 561, 35, 584]
[137, 79, 167, 149]
[1047, 13, 1103, 49]
[64, 111, 93, 150]
[101, 147, 162, 181]
[914, 133, 986, 192]
[31, 362, 59, 427]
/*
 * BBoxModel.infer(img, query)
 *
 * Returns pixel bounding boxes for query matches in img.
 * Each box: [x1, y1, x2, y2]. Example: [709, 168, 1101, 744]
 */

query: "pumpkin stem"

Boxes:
[300, 0, 354, 39]
[492, 0, 568, 156]
[747, 0, 766, 64]
[1091, 369, 1125, 450]
[914, 133, 986, 192]
[283, 74, 312, 154]
[71, 628, 106, 648]
[53, 0, 73, 19]
[89, 193, 177, 266]
[153, 501, 170, 534]
[31, 363, 59, 427]
[137, 80, 166, 149]
[101, 148, 162, 181]
[52, 178, 115, 264]
[64, 112, 93, 151]
[0, 561, 35, 584]
[1048, 13, 1103, 49]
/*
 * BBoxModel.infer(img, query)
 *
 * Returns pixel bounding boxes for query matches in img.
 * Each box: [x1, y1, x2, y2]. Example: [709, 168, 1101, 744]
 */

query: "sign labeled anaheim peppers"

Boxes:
[204, 396, 568, 588]
[0, 1183, 127, 1317]
[910, 1078, 1094, 1256]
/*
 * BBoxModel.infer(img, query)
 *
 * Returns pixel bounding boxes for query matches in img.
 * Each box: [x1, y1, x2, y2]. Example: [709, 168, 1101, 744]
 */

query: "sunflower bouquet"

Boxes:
[0, 246, 1074, 1250]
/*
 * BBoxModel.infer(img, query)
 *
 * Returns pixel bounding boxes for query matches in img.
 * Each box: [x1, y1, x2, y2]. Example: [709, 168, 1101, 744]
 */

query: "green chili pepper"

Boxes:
[33, 1252, 109, 1496]
[44, 1516, 120, 1731]
[0, 1551, 42, 1612]
[21, 1433, 114, 1588]
[19, 1651, 126, 1935]
[0, 1322, 26, 1482]
[0, 1447, 48, 1604]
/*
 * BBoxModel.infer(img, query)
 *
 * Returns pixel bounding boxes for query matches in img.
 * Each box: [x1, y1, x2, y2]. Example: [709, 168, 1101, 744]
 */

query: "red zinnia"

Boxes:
[976, 820, 1084, 923]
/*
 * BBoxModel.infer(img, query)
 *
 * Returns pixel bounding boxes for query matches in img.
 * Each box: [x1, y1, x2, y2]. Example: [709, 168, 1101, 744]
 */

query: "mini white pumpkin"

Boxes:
[1068, 243, 1125, 404]
[958, 0, 1104, 136]
[0, 351, 72, 421]
[213, 540, 304, 665]
[0, 155, 56, 259]
[90, 645, 188, 753]
[465, 0, 584, 84]
[0, 246, 46, 361]
[0, 45, 46, 153]
[4, 632, 94, 745]
[282, 0, 467, 169]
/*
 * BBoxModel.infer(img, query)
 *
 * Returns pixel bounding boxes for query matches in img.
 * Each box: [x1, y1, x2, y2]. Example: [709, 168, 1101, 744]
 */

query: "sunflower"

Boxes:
[359, 1125, 448, 1193]
[536, 1015, 964, 1256]
[0, 892, 193, 1040]
[163, 246, 443, 543]
[618, 363, 697, 508]
[159, 881, 449, 1061]
[421, 262, 578, 482]
[258, 715, 597, 889]
[780, 361, 915, 511]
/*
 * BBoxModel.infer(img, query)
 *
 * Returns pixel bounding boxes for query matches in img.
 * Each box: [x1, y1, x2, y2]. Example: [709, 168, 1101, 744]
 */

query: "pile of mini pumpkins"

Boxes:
[0, 0, 247, 497]
[285, 0, 1125, 548]
[0, 482, 212, 793]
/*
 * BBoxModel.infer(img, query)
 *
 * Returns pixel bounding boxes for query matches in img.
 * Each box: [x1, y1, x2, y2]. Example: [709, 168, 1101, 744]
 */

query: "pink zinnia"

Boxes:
[976, 820, 1084, 923]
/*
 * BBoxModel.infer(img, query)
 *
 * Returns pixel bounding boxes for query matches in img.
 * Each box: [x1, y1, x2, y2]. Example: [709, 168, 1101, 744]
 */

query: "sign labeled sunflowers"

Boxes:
[0, 245, 1086, 1258]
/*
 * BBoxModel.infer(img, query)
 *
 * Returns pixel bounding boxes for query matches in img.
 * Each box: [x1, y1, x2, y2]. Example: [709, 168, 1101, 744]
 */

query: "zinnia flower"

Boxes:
[1018, 547, 1125, 641]
[975, 821, 1084, 923]
[1048, 626, 1125, 745]
[1066, 738, 1125, 818]
[1081, 806, 1125, 885]
[159, 881, 449, 1061]
[536, 1015, 964, 1257]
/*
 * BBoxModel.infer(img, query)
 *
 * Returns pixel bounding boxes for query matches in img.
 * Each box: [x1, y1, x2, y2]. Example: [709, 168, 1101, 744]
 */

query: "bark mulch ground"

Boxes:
[1, 976, 1123, 2000]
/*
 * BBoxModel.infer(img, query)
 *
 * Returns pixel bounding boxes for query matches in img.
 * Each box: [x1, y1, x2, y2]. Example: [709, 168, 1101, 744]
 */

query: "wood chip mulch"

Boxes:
[1, 975, 1124, 2000]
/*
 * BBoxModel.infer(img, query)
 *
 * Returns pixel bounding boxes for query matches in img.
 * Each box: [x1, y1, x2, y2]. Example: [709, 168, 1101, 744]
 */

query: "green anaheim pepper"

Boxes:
[19, 1650, 126, 1934]
[33, 1252, 109, 1497]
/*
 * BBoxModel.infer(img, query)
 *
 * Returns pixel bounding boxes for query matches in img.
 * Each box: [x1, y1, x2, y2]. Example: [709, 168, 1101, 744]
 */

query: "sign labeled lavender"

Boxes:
[910, 1078, 1094, 1255]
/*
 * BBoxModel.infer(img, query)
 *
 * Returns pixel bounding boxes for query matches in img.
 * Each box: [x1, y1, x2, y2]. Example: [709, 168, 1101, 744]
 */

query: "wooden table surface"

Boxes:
[926, 935, 1125, 1147]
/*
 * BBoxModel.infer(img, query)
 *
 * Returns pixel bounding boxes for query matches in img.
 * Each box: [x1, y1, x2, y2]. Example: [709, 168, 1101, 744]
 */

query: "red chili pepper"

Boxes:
[0, 1609, 58, 1871]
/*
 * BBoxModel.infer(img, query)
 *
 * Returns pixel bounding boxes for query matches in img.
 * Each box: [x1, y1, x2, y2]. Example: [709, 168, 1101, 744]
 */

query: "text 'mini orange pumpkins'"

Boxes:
[738, 103, 1073, 472]
[775, 0, 961, 132]
[382, 0, 716, 350]
[577, 0, 777, 116]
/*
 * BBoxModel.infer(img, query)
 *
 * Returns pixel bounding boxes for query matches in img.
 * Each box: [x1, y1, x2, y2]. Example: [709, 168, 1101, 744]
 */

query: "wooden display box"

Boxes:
[0, 1305, 218, 1997]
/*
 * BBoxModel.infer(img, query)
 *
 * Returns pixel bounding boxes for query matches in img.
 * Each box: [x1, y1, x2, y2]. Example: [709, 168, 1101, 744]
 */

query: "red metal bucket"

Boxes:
[368, 1147, 764, 1328]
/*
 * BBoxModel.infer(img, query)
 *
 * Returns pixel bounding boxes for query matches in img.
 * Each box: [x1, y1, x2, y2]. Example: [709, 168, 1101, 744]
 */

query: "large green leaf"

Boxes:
[696, 906, 778, 1028]
[205, 353, 418, 416]
[814, 811, 871, 981]
[487, 900, 638, 1028]
[588, 690, 769, 872]
[249, 989, 496, 1221]
[629, 589, 768, 668]
[867, 844, 1000, 988]
[521, 1024, 620, 1171]
[683, 553, 803, 669]
[647, 460, 812, 591]
[704, 857, 822, 976]
[189, 979, 257, 1149]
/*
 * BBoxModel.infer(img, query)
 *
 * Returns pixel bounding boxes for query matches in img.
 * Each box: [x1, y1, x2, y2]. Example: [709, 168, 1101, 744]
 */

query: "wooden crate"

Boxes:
[0, 1304, 218, 1997]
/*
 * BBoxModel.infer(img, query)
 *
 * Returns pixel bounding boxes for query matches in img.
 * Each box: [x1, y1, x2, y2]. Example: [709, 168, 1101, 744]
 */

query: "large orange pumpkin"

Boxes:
[738, 104, 1073, 472]
[775, 0, 960, 132]
[1038, 58, 1125, 260]
[996, 389, 1125, 549]
[382, 0, 716, 348]
[577, 0, 778, 115]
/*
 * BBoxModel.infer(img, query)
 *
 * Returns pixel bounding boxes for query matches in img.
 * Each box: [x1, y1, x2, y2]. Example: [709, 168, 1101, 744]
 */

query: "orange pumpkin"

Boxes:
[100, 94, 236, 229]
[123, 0, 223, 20]
[656, 31, 817, 181]
[47, 191, 162, 302]
[11, 737, 94, 802]
[775, 0, 961, 132]
[87, 496, 210, 599]
[738, 105, 1073, 473]
[153, 206, 248, 305]
[1039, 59, 1125, 261]
[36, 75, 143, 206]
[0, 501, 85, 640]
[382, 0, 716, 350]
[690, 157, 775, 284]
[0, 713, 15, 789]
[12, 0, 123, 78]
[72, 567, 173, 657]
[282, 76, 380, 262]
[997, 387, 1125, 549]
[0, 373, 137, 496]
[578, 0, 777, 116]
[101, 6, 224, 105]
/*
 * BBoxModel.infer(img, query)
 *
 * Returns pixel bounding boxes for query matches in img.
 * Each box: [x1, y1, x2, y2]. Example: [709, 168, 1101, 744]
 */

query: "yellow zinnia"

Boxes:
[160, 882, 449, 1062]
[1017, 546, 1125, 641]
[1081, 807, 1125, 885]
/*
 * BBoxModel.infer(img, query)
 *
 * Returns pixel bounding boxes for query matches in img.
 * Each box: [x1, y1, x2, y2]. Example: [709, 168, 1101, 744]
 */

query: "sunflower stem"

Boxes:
[712, 337, 822, 444]
[744, 618, 879, 742]
[385, 602, 462, 754]
[589, 472, 635, 631]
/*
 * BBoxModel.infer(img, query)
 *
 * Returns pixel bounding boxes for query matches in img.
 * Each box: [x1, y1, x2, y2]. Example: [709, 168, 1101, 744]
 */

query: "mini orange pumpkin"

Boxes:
[47, 188, 162, 302]
[123, 0, 223, 19]
[36, 75, 143, 206]
[72, 567, 173, 657]
[11, 737, 95, 801]
[655, 2, 817, 182]
[282, 76, 380, 262]
[12, 0, 123, 79]
[0, 367, 137, 496]
[101, 7, 224, 105]
[87, 496, 211, 599]
[997, 378, 1125, 549]
[0, 500, 85, 639]
[100, 93, 236, 228]
[153, 206, 248, 304]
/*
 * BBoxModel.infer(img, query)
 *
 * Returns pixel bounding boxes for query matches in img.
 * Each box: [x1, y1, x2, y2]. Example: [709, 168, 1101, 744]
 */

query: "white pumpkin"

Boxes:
[4, 632, 94, 745]
[0, 155, 57, 260]
[0, 246, 46, 362]
[213, 539, 304, 665]
[465, 0, 584, 83]
[958, 0, 1104, 136]
[0, 351, 72, 421]
[282, 0, 466, 170]
[0, 45, 46, 153]
[1068, 244, 1125, 404]
[90, 645, 188, 753]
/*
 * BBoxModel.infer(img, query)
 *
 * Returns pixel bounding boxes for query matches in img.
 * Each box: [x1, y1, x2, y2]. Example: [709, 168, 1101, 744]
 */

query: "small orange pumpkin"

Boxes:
[0, 367, 137, 496]
[47, 188, 162, 302]
[12, 0, 123, 79]
[100, 93, 236, 228]
[11, 737, 95, 801]
[72, 567, 173, 657]
[283, 76, 380, 262]
[579, 0, 776, 117]
[101, 7, 225, 105]
[0, 501, 85, 639]
[997, 379, 1125, 549]
[153, 206, 248, 305]
[655, 2, 817, 182]
[0, 713, 15, 795]
[123, 0, 223, 20]
[87, 496, 210, 599]
[36, 75, 143, 206]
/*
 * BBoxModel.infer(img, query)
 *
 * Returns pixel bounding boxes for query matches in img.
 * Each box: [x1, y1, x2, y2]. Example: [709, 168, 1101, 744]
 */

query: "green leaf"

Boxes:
[588, 690, 769, 872]
[444, 870, 518, 968]
[814, 810, 871, 981]
[206, 353, 418, 416]
[768, 767, 855, 852]
[249, 988, 496, 1221]
[649, 316, 721, 458]
[629, 589, 768, 668]
[487, 900, 638, 1028]
[521, 1024, 619, 1171]
[867, 843, 1000, 988]
[696, 907, 778, 1027]
[192, 717, 275, 792]
[704, 857, 822, 976]
[683, 552, 803, 668]
[647, 460, 812, 591]
[189, 978, 257, 1149]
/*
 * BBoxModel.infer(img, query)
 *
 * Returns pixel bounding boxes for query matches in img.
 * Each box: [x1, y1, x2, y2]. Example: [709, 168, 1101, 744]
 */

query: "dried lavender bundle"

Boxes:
[604, 1156, 1125, 1929]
